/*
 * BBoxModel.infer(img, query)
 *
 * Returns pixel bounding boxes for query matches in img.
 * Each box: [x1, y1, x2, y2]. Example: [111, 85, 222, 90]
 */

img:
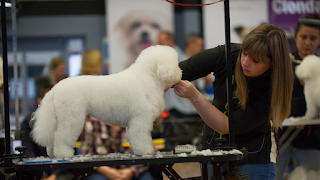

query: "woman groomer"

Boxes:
[174, 24, 294, 180]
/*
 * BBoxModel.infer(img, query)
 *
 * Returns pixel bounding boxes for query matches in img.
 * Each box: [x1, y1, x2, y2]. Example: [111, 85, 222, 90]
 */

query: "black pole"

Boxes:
[223, 0, 235, 146]
[1, 0, 13, 171]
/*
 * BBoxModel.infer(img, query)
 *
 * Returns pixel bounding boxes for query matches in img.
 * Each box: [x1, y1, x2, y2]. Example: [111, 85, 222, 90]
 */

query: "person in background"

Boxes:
[79, 49, 155, 180]
[275, 13, 320, 180]
[184, 33, 204, 58]
[82, 121, 155, 180]
[80, 50, 102, 75]
[21, 82, 51, 158]
[158, 31, 188, 62]
[20, 81, 73, 180]
[37, 56, 66, 90]
[174, 24, 293, 179]
[48, 57, 66, 85]
[184, 34, 214, 97]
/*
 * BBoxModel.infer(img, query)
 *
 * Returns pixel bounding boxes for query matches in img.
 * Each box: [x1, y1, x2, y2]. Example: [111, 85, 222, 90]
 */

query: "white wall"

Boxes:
[203, 0, 268, 49]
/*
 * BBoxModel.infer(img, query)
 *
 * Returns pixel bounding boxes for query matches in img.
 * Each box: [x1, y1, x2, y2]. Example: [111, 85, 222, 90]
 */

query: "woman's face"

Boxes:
[54, 63, 66, 80]
[295, 25, 320, 59]
[241, 53, 271, 79]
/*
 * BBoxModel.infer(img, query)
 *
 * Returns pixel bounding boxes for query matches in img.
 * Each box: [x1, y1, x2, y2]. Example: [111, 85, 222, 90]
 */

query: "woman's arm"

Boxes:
[174, 80, 229, 134]
[180, 47, 223, 81]
[179, 44, 240, 82]
[96, 166, 122, 180]
[174, 80, 270, 135]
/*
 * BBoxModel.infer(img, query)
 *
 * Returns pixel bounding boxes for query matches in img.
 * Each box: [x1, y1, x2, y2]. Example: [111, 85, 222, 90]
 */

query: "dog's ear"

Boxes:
[157, 64, 176, 81]
[151, 45, 181, 82]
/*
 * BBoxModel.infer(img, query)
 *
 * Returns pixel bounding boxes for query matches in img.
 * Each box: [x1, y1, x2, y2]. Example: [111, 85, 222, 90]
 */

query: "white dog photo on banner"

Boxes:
[115, 10, 173, 69]
[108, 0, 174, 74]
[31, 45, 182, 158]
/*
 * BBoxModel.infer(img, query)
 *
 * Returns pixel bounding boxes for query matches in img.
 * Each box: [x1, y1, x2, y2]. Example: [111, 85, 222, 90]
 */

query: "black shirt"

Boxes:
[290, 51, 306, 117]
[179, 44, 273, 165]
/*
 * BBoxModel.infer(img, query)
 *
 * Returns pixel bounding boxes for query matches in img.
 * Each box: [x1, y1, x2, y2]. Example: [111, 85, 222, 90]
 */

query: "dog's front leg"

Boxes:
[305, 94, 318, 120]
[126, 120, 155, 155]
[53, 131, 75, 158]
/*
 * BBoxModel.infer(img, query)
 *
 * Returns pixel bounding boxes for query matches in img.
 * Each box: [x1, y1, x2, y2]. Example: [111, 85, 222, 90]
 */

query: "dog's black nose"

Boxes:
[141, 32, 149, 42]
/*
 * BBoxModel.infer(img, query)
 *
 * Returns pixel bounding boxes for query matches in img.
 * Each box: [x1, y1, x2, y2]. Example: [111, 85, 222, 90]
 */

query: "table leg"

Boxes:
[157, 164, 182, 180]
[279, 128, 302, 156]
[201, 162, 208, 180]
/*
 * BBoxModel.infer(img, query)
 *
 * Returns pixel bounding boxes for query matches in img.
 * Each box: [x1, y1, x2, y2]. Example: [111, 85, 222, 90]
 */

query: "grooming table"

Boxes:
[280, 118, 320, 155]
[13, 151, 243, 180]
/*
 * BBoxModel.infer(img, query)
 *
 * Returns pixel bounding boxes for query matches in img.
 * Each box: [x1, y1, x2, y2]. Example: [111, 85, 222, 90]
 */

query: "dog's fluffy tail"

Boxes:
[31, 89, 57, 147]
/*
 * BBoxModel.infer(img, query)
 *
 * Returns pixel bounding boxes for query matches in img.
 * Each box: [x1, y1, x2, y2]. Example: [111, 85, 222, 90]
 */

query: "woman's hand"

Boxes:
[298, 78, 305, 86]
[174, 80, 199, 100]
[289, 53, 295, 61]
[175, 81, 229, 134]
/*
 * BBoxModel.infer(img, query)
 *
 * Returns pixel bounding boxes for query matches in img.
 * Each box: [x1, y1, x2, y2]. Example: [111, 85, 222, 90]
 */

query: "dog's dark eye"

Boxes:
[132, 22, 141, 29]
[151, 23, 159, 29]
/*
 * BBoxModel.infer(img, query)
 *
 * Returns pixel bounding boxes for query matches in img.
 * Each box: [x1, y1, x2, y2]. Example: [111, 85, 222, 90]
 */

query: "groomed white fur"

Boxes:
[31, 45, 182, 158]
[295, 54, 320, 119]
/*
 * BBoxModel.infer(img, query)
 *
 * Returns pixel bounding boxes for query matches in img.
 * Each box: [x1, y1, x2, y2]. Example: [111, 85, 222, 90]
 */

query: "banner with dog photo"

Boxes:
[202, 0, 268, 49]
[107, 0, 174, 74]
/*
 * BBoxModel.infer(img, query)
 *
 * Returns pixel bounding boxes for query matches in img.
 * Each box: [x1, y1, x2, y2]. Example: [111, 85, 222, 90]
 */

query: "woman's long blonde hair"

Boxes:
[80, 50, 102, 75]
[234, 24, 294, 132]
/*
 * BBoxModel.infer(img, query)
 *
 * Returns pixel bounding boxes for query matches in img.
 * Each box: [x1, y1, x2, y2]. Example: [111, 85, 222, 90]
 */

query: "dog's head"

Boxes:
[116, 10, 172, 59]
[296, 54, 320, 80]
[135, 45, 182, 87]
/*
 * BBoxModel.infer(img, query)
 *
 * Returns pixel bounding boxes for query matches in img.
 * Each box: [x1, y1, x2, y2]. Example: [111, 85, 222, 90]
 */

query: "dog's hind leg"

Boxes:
[53, 112, 86, 158]
[46, 146, 54, 158]
[127, 118, 155, 155]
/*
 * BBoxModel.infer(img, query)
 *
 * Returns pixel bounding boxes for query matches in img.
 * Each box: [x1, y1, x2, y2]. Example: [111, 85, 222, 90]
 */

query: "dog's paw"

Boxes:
[305, 112, 317, 120]
[54, 146, 74, 158]
[132, 145, 155, 156]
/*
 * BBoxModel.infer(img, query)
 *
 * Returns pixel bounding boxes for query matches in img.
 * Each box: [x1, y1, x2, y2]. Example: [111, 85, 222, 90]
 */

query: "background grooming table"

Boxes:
[280, 118, 320, 156]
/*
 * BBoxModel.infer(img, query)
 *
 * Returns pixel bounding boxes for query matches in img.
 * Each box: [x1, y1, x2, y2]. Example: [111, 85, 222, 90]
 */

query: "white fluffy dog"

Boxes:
[31, 45, 182, 158]
[295, 54, 320, 119]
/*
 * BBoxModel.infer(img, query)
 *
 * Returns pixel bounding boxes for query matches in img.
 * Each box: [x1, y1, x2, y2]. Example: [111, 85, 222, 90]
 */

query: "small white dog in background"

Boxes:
[295, 54, 320, 120]
[234, 25, 255, 41]
[31, 45, 182, 158]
